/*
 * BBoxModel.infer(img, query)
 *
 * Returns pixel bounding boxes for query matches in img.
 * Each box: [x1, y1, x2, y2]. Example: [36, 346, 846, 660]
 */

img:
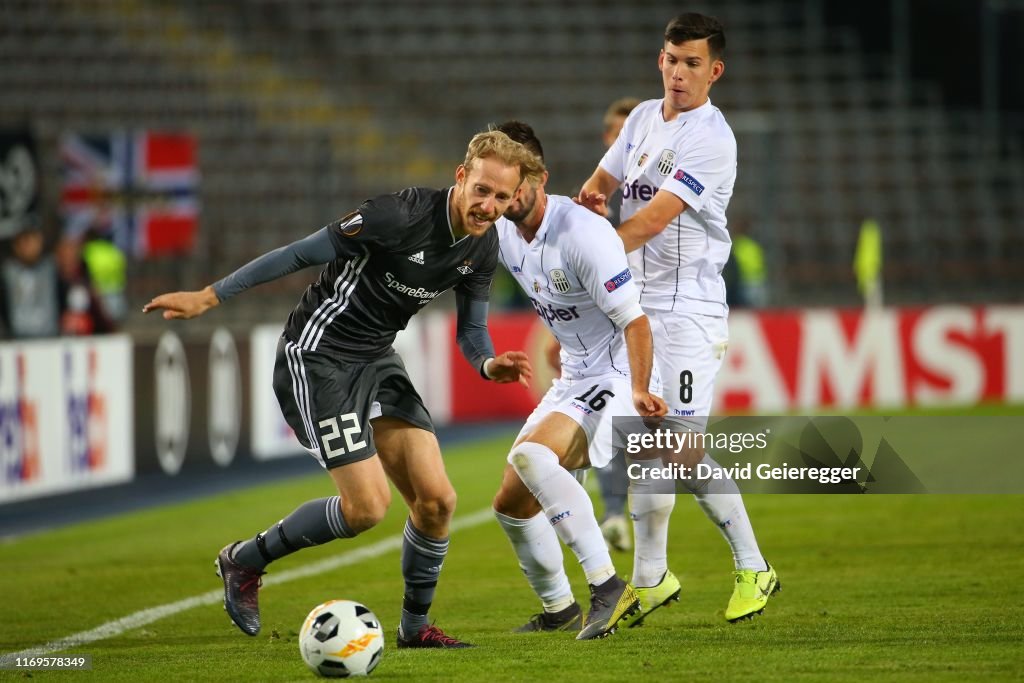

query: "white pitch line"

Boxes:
[0, 507, 495, 667]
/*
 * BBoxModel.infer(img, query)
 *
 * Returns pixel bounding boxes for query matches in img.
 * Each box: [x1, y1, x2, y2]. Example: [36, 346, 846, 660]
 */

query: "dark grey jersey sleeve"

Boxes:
[455, 292, 496, 378]
[212, 227, 339, 302]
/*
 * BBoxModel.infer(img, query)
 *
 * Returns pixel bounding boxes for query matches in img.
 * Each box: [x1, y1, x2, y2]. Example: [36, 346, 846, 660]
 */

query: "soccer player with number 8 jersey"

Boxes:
[577, 12, 781, 624]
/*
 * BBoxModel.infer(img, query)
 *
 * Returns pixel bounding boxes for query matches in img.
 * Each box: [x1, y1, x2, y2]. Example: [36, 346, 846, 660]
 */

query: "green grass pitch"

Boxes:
[1, 416, 1022, 681]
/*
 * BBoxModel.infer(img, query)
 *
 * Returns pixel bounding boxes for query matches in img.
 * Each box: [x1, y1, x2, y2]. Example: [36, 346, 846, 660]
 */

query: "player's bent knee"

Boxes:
[508, 449, 529, 470]
[507, 441, 559, 472]
[412, 488, 457, 526]
[672, 443, 705, 469]
[343, 506, 388, 533]
[489, 475, 540, 518]
[492, 487, 541, 518]
[340, 491, 391, 533]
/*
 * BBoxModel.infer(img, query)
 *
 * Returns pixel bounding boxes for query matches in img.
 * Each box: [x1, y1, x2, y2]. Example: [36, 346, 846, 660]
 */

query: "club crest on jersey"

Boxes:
[457, 259, 473, 275]
[604, 268, 632, 292]
[636, 153, 648, 168]
[657, 149, 676, 176]
[408, 250, 425, 264]
[673, 168, 705, 196]
[549, 269, 571, 293]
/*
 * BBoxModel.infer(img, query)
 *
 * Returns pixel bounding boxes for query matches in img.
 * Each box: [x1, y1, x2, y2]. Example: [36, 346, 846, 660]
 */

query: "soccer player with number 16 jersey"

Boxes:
[490, 121, 667, 639]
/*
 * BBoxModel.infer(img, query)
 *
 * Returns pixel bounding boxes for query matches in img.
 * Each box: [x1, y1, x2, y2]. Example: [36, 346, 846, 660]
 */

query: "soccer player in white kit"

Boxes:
[578, 13, 780, 624]
[489, 121, 668, 639]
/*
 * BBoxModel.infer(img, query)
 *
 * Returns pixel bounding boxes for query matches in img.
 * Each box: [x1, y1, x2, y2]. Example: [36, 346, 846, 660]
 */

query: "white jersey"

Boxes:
[600, 98, 736, 316]
[495, 194, 644, 381]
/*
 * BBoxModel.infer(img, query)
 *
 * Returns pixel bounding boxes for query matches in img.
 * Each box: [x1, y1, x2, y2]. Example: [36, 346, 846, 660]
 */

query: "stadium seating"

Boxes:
[0, 0, 1020, 332]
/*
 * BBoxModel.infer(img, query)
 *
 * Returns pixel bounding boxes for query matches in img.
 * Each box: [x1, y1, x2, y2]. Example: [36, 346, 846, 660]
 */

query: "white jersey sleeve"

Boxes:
[562, 214, 644, 330]
[598, 117, 631, 183]
[657, 132, 736, 214]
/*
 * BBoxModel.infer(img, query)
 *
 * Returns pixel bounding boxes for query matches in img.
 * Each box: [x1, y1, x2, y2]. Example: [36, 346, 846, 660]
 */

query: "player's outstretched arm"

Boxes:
[623, 315, 667, 417]
[144, 227, 340, 321]
[143, 286, 219, 320]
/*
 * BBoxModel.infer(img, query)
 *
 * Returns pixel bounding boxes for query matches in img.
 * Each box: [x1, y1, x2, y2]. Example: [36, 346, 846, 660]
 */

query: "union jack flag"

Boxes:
[60, 131, 199, 258]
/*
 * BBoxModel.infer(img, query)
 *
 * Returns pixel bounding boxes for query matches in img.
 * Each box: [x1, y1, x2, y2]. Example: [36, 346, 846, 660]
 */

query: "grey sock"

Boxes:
[399, 518, 448, 637]
[597, 452, 628, 519]
[232, 496, 354, 570]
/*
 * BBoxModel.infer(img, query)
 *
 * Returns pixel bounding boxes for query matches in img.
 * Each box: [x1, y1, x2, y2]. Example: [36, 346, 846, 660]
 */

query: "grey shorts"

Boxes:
[272, 337, 433, 469]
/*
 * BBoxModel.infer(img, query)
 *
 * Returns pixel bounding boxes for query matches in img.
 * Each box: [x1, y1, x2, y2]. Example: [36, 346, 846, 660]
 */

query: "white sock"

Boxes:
[508, 442, 615, 586]
[494, 510, 574, 612]
[628, 491, 675, 587]
[685, 454, 766, 570]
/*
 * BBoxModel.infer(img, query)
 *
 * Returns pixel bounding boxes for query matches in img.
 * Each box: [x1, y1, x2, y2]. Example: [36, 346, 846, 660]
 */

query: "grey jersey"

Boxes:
[280, 187, 498, 360]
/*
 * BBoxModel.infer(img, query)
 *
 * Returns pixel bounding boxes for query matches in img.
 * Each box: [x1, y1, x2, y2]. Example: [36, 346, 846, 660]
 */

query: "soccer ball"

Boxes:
[299, 600, 384, 678]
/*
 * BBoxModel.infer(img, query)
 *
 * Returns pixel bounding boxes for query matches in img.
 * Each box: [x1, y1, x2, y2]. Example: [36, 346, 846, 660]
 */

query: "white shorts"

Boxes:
[648, 310, 729, 431]
[514, 373, 638, 469]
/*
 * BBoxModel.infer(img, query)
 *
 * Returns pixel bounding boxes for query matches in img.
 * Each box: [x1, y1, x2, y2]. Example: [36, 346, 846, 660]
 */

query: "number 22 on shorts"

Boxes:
[318, 413, 366, 457]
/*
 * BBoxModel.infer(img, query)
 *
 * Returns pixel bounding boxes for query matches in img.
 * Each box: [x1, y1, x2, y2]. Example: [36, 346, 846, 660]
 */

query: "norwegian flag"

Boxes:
[60, 131, 199, 258]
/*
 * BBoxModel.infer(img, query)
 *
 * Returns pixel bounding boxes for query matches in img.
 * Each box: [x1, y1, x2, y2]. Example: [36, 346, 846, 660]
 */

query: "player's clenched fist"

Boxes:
[633, 390, 668, 418]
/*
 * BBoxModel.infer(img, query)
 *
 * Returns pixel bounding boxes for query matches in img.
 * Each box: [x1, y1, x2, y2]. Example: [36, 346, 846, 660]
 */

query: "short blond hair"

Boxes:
[464, 130, 546, 186]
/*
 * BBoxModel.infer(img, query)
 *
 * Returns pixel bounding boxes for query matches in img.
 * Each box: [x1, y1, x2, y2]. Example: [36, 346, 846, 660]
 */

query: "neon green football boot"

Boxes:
[725, 563, 780, 622]
[619, 570, 681, 628]
[576, 576, 640, 640]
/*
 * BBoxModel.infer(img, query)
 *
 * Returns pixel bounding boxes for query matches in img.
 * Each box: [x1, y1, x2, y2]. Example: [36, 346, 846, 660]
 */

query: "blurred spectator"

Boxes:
[55, 237, 115, 335]
[854, 217, 883, 308]
[0, 224, 60, 338]
[602, 96, 641, 147]
[601, 97, 641, 227]
[724, 216, 767, 308]
[81, 229, 127, 322]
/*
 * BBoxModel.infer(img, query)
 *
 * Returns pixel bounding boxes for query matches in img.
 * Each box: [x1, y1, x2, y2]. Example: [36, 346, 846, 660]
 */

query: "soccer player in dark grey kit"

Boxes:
[144, 130, 543, 648]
